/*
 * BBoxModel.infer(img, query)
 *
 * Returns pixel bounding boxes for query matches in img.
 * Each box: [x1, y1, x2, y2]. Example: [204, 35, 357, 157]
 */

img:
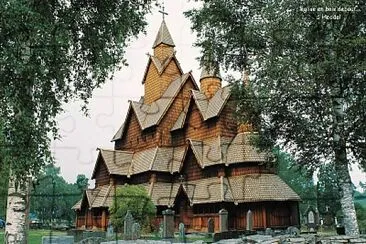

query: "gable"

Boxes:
[180, 147, 204, 181]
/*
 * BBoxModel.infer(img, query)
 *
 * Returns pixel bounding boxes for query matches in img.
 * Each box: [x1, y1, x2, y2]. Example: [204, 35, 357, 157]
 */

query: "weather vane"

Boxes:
[158, 1, 168, 20]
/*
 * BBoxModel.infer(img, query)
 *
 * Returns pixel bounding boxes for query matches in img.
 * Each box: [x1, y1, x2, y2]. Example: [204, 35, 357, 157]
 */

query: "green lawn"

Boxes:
[0, 229, 66, 244]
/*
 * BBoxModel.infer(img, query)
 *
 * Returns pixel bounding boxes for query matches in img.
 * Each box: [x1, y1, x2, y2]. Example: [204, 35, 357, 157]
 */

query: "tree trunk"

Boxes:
[333, 96, 359, 236]
[4, 176, 30, 244]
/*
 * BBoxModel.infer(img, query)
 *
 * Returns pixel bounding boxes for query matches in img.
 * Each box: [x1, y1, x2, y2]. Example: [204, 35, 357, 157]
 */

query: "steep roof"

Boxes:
[227, 174, 301, 203]
[191, 86, 231, 121]
[93, 146, 187, 178]
[188, 132, 268, 168]
[78, 173, 300, 210]
[141, 53, 184, 84]
[153, 20, 175, 48]
[91, 149, 133, 179]
[112, 72, 197, 141]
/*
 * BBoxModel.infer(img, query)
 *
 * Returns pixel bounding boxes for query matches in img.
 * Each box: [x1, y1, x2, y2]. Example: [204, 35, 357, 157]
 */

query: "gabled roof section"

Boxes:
[227, 174, 301, 203]
[187, 133, 268, 168]
[153, 20, 175, 48]
[170, 99, 191, 131]
[91, 146, 188, 178]
[131, 73, 193, 130]
[113, 72, 198, 141]
[91, 149, 133, 179]
[191, 86, 231, 121]
[142, 52, 183, 84]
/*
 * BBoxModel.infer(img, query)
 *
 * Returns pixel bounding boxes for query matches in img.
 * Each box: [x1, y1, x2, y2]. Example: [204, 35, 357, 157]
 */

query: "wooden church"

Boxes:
[73, 20, 301, 232]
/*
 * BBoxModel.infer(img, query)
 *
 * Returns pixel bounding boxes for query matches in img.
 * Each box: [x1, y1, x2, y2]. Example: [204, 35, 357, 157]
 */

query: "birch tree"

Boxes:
[0, 0, 155, 243]
[187, 0, 365, 235]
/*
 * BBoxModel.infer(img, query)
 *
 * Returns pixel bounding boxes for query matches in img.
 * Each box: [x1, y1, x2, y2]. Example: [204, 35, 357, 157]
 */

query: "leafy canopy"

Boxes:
[109, 185, 156, 230]
[0, 0, 155, 182]
[186, 0, 366, 170]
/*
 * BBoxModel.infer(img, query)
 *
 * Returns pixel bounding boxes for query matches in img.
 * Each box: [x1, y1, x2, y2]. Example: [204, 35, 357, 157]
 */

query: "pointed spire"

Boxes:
[153, 20, 175, 48]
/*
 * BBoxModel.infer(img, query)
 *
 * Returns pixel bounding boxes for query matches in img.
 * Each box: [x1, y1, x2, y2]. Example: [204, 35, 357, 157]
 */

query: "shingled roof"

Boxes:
[188, 133, 269, 168]
[191, 86, 231, 121]
[153, 20, 175, 48]
[91, 149, 133, 179]
[79, 173, 300, 210]
[93, 146, 187, 178]
[228, 174, 301, 203]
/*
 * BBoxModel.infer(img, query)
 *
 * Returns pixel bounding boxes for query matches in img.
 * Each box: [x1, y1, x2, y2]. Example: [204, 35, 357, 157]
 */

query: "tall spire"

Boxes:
[153, 20, 175, 48]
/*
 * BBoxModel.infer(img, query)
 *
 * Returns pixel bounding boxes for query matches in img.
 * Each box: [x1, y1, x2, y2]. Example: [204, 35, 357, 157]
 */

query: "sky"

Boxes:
[51, 0, 366, 188]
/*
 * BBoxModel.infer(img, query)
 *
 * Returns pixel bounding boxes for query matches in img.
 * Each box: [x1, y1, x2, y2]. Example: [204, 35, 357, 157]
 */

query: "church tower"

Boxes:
[142, 20, 182, 104]
[199, 63, 222, 99]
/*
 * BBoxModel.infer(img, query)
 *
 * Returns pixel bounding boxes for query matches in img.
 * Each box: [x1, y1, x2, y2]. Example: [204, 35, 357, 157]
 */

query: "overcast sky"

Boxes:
[51, 0, 366, 188]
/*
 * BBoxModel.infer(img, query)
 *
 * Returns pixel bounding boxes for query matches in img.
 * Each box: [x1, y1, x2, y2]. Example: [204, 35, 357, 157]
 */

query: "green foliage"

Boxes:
[355, 203, 366, 230]
[30, 164, 87, 224]
[0, 0, 155, 183]
[187, 0, 365, 170]
[187, 0, 365, 234]
[275, 149, 317, 219]
[317, 164, 341, 216]
[109, 185, 156, 231]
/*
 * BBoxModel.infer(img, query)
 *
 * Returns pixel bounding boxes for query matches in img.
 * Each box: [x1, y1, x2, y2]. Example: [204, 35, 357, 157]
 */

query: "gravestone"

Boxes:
[265, 228, 273, 236]
[162, 209, 175, 239]
[246, 209, 253, 231]
[305, 207, 318, 231]
[123, 210, 134, 240]
[207, 218, 215, 233]
[179, 222, 186, 242]
[106, 220, 114, 239]
[219, 209, 228, 232]
[158, 222, 164, 238]
[42, 236, 74, 244]
[323, 212, 334, 226]
[132, 222, 141, 240]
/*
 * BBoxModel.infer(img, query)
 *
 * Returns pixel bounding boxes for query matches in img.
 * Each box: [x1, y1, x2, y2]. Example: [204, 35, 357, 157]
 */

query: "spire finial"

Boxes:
[158, 1, 168, 20]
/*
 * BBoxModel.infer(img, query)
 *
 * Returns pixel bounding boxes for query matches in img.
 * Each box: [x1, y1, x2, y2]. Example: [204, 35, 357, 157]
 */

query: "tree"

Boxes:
[0, 1, 155, 242]
[187, 0, 365, 235]
[30, 164, 83, 225]
[109, 185, 156, 232]
[317, 164, 341, 217]
[75, 174, 89, 192]
[275, 149, 317, 220]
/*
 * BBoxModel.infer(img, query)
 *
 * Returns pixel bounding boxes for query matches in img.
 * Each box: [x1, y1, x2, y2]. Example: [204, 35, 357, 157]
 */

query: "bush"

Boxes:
[109, 185, 156, 231]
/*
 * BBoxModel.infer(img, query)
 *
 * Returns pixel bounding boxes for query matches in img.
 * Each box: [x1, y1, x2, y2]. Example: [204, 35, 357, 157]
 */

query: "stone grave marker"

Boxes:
[42, 236, 74, 244]
[162, 209, 175, 239]
[132, 222, 141, 240]
[123, 210, 134, 240]
[106, 220, 114, 239]
[323, 211, 334, 227]
[207, 218, 214, 233]
[179, 222, 186, 242]
[219, 209, 228, 232]
[246, 209, 253, 231]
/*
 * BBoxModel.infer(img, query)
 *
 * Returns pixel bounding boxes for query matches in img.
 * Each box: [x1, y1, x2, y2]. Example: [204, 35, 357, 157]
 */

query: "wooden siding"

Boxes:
[94, 160, 110, 187]
[181, 149, 203, 181]
[144, 53, 182, 104]
[229, 164, 275, 176]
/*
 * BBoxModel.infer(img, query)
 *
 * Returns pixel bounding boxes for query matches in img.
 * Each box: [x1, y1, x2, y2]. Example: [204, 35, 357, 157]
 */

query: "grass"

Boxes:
[0, 229, 66, 244]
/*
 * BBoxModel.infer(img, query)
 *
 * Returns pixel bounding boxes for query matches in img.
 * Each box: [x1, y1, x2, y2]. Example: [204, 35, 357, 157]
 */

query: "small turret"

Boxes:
[200, 63, 222, 99]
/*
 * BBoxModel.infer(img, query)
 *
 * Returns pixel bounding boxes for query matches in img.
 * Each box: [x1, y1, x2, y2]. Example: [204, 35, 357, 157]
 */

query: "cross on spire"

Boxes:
[158, 1, 168, 20]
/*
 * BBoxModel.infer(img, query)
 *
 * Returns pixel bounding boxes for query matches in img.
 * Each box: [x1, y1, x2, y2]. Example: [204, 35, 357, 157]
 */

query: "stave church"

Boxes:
[73, 19, 301, 232]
